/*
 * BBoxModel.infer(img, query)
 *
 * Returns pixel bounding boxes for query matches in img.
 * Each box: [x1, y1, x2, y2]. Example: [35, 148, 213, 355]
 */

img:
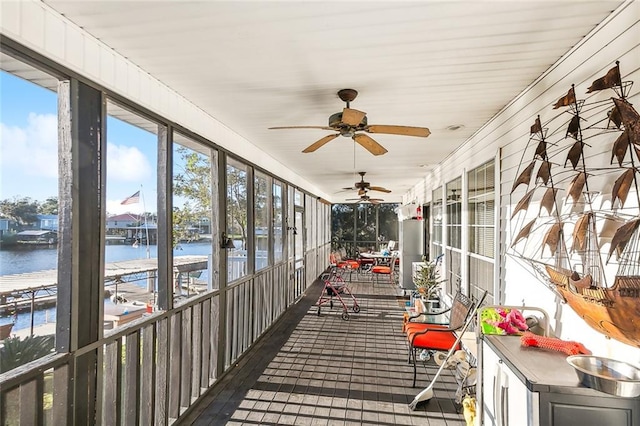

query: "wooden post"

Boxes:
[157, 124, 173, 311]
[57, 79, 106, 425]
[30, 291, 35, 336]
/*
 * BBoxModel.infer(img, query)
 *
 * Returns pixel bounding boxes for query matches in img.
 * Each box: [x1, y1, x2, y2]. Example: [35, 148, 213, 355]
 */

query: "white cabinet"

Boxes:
[479, 335, 640, 426]
[500, 350, 539, 426]
[482, 340, 538, 426]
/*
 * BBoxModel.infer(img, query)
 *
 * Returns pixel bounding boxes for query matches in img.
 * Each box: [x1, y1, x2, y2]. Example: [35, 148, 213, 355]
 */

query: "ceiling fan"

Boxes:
[346, 192, 385, 205]
[343, 171, 392, 196]
[268, 89, 431, 156]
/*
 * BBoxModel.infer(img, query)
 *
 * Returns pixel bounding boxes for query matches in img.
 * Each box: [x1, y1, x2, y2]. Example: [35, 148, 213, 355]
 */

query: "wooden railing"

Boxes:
[0, 246, 329, 425]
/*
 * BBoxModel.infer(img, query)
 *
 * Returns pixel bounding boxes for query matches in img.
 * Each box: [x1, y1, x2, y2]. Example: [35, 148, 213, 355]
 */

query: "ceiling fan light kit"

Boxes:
[346, 192, 385, 205]
[269, 89, 430, 156]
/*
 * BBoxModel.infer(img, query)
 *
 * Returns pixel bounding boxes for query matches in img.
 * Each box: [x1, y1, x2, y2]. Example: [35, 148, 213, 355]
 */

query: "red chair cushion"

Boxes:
[410, 330, 460, 351]
[403, 322, 448, 335]
[371, 266, 391, 274]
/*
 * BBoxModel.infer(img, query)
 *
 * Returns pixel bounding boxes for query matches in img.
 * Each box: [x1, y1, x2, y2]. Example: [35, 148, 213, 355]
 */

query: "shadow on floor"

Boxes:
[178, 278, 468, 425]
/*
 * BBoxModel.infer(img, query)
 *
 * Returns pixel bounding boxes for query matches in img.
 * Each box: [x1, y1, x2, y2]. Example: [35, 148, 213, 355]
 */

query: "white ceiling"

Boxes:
[42, 0, 623, 203]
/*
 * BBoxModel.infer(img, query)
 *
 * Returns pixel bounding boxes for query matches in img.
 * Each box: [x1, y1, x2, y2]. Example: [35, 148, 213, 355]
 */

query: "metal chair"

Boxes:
[371, 254, 398, 287]
[406, 291, 482, 387]
[330, 250, 360, 281]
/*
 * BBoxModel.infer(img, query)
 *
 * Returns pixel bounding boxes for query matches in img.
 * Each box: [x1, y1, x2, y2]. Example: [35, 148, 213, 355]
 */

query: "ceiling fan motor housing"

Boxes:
[329, 112, 367, 128]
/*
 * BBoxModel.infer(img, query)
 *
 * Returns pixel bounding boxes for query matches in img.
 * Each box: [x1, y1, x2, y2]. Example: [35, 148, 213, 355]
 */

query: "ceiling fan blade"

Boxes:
[302, 134, 339, 153]
[342, 108, 367, 126]
[370, 199, 382, 205]
[345, 198, 361, 201]
[269, 125, 335, 131]
[353, 134, 388, 156]
[366, 125, 431, 138]
[368, 186, 391, 193]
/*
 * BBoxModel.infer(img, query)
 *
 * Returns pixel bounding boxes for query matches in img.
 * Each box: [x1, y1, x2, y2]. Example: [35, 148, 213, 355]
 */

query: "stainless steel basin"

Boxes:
[566, 355, 640, 398]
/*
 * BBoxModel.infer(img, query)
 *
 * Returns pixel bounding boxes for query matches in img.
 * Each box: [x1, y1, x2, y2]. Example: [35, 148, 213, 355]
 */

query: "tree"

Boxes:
[331, 203, 400, 254]
[38, 196, 58, 215]
[0, 197, 39, 226]
[254, 173, 269, 230]
[356, 203, 376, 242]
[173, 147, 212, 246]
[227, 164, 248, 249]
[331, 204, 355, 250]
[0, 335, 55, 373]
[378, 203, 400, 241]
[173, 147, 250, 250]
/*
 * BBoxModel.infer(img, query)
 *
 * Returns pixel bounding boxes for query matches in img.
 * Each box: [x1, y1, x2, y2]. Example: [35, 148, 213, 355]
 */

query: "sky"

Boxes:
[0, 71, 159, 215]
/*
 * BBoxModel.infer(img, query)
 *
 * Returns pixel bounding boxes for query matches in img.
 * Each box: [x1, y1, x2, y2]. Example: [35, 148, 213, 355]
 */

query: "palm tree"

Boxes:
[0, 335, 55, 373]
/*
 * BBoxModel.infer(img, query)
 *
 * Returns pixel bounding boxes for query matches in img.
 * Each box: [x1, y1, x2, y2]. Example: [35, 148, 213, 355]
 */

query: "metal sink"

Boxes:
[567, 355, 640, 398]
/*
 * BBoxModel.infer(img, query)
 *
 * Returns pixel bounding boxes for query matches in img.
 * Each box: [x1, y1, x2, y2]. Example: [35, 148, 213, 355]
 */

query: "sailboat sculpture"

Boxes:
[509, 61, 640, 348]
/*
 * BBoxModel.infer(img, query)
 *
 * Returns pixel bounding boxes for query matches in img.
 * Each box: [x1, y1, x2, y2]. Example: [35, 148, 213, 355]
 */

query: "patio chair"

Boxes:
[404, 291, 471, 335]
[406, 291, 483, 387]
[358, 255, 375, 278]
[371, 254, 398, 287]
[330, 250, 360, 281]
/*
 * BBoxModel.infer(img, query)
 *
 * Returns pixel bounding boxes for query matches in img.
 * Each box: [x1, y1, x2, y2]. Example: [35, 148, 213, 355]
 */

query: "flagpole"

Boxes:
[140, 185, 150, 259]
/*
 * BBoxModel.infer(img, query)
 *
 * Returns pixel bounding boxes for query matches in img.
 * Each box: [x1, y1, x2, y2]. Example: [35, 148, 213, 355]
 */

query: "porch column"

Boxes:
[57, 79, 106, 424]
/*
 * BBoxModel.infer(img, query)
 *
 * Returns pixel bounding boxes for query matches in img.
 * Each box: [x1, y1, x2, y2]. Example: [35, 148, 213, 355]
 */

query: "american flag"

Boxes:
[121, 191, 140, 205]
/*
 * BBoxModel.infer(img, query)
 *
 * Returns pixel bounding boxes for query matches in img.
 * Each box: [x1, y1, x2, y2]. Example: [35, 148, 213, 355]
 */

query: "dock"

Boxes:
[0, 255, 209, 314]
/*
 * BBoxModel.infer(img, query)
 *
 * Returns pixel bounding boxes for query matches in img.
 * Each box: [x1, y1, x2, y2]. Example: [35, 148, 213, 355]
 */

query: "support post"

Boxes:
[57, 79, 106, 425]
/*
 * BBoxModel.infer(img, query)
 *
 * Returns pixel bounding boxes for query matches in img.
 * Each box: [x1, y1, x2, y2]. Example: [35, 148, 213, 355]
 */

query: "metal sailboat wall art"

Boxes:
[509, 61, 640, 348]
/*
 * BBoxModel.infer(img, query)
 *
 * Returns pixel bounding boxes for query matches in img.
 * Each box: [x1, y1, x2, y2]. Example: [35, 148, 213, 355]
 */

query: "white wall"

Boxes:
[404, 1, 640, 361]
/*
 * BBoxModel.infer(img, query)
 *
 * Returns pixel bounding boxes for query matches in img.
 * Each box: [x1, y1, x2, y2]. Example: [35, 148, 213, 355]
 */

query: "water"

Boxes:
[10, 307, 56, 331]
[0, 242, 213, 330]
[0, 242, 214, 276]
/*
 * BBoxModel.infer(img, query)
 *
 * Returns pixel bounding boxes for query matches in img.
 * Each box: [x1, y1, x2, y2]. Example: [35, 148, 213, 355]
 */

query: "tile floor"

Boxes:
[179, 276, 470, 425]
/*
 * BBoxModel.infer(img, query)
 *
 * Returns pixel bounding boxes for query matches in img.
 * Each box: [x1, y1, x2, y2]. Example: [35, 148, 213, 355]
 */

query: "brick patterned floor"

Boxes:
[179, 277, 468, 425]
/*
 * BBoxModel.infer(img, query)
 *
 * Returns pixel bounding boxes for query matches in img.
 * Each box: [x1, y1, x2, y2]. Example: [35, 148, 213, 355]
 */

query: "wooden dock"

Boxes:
[0, 256, 209, 313]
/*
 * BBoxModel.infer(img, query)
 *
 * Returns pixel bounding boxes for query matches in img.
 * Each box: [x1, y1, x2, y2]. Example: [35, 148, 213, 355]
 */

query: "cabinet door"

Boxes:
[500, 358, 539, 426]
[481, 341, 500, 426]
[539, 392, 639, 426]
[481, 341, 539, 426]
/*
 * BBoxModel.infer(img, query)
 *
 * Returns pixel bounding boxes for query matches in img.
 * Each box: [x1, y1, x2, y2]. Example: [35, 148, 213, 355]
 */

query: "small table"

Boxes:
[359, 252, 393, 265]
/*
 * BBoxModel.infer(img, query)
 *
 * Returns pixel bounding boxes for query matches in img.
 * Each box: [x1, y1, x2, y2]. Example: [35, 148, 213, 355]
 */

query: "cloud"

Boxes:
[0, 114, 152, 184]
[107, 143, 152, 182]
[0, 113, 58, 178]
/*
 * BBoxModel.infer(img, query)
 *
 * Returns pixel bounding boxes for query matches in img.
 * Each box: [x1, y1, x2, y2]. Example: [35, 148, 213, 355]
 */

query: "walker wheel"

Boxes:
[341, 312, 350, 321]
[352, 305, 360, 313]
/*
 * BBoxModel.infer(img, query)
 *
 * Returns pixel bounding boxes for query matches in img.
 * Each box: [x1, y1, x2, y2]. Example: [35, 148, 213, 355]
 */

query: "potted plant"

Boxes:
[413, 256, 445, 305]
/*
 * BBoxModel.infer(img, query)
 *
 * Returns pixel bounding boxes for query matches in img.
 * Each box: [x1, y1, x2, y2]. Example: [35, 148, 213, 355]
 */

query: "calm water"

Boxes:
[0, 242, 213, 330]
[0, 242, 213, 276]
